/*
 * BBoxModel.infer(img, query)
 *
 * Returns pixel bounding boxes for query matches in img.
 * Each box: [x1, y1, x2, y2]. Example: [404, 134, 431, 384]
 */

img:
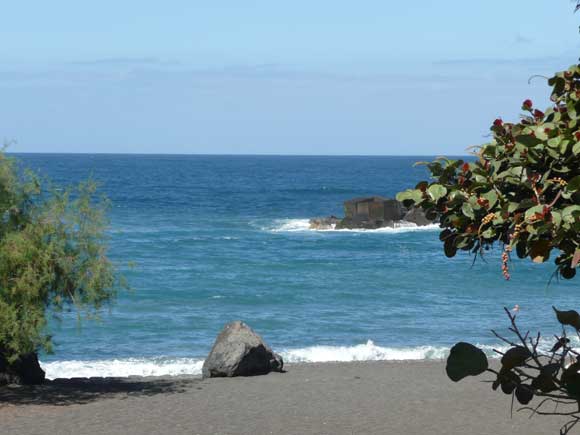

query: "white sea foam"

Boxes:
[41, 357, 204, 380]
[280, 340, 450, 363]
[43, 339, 546, 379]
[41, 342, 449, 379]
[268, 219, 440, 233]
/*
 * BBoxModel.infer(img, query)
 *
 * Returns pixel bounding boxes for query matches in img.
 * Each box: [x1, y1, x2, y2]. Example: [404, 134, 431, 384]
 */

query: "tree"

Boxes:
[397, 60, 580, 433]
[0, 151, 125, 379]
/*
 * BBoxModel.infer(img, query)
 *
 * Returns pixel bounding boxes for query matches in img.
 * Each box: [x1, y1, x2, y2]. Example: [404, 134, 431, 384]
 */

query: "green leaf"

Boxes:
[567, 175, 580, 192]
[547, 137, 561, 148]
[446, 342, 488, 382]
[515, 134, 542, 147]
[507, 202, 520, 213]
[482, 190, 498, 208]
[427, 184, 447, 202]
[563, 205, 580, 219]
[461, 202, 474, 219]
[396, 189, 424, 205]
[525, 205, 544, 220]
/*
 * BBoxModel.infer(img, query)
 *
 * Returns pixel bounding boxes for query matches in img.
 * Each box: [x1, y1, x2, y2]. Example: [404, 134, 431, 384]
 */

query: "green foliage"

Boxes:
[447, 308, 580, 434]
[0, 152, 124, 363]
[397, 64, 580, 280]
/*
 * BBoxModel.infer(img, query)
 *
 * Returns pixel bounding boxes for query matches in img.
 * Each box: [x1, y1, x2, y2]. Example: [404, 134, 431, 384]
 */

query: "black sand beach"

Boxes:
[0, 361, 564, 435]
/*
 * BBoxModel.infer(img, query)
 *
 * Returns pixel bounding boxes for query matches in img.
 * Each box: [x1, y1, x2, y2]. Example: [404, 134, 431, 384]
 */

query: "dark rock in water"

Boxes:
[403, 206, 433, 227]
[335, 216, 385, 230]
[337, 196, 407, 229]
[343, 196, 405, 222]
[309, 216, 340, 230]
[0, 351, 45, 386]
[202, 321, 284, 378]
[316, 196, 436, 230]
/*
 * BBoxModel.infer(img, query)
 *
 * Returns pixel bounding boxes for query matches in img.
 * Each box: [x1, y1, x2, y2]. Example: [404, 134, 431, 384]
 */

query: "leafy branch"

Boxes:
[447, 308, 580, 434]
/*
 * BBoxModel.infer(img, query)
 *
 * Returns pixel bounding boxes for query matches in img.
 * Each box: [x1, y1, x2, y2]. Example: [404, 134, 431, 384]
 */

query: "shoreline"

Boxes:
[1, 360, 564, 435]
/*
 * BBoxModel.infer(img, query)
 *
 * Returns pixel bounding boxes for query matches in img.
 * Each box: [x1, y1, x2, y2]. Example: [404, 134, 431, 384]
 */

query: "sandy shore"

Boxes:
[0, 360, 566, 435]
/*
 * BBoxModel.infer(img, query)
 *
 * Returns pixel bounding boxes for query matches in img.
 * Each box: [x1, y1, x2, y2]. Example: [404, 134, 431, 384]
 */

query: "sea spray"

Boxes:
[267, 219, 441, 233]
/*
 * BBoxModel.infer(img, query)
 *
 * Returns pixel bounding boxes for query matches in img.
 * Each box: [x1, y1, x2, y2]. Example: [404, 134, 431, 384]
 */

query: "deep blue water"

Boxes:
[13, 154, 578, 377]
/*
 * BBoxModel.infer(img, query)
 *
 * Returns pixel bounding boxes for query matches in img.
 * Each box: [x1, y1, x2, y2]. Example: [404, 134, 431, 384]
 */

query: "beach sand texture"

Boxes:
[0, 361, 564, 435]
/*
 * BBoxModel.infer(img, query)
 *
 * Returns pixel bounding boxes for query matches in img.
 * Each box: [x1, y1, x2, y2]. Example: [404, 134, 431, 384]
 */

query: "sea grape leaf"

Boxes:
[482, 190, 498, 208]
[572, 249, 580, 269]
[396, 189, 423, 205]
[561, 267, 577, 279]
[515, 134, 543, 147]
[515, 384, 534, 405]
[553, 306, 580, 330]
[567, 175, 580, 192]
[428, 184, 447, 202]
[446, 342, 488, 382]
[444, 236, 457, 258]
[562, 362, 580, 398]
[439, 229, 452, 241]
[531, 373, 557, 393]
[461, 202, 474, 219]
[493, 368, 520, 394]
[550, 337, 570, 353]
[529, 240, 551, 263]
[525, 205, 544, 220]
[501, 346, 531, 370]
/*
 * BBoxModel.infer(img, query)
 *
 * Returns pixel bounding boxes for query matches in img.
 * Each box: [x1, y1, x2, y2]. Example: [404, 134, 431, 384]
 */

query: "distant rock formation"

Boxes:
[0, 351, 45, 386]
[309, 196, 434, 230]
[202, 321, 284, 378]
[403, 206, 433, 227]
[308, 216, 341, 230]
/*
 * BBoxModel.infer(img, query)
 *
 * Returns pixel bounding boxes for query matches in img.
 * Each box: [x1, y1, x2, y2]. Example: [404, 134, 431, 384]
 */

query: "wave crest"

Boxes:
[43, 340, 536, 379]
[41, 357, 204, 380]
[268, 219, 440, 233]
[280, 340, 449, 363]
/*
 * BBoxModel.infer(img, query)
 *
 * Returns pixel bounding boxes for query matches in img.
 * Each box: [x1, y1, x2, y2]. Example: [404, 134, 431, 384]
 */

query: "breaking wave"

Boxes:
[280, 340, 450, 362]
[268, 219, 440, 233]
[41, 357, 205, 380]
[42, 342, 451, 380]
[45, 339, 559, 380]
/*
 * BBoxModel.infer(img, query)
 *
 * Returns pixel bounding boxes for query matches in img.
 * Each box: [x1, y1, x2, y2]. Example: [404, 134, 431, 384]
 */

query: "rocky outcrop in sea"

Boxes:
[310, 196, 434, 230]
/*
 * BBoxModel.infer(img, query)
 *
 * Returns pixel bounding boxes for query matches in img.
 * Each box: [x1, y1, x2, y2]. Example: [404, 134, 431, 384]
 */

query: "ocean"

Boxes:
[14, 154, 577, 379]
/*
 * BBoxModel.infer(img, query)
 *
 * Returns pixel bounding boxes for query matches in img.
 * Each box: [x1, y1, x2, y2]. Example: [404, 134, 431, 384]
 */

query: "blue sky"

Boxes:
[2, 1, 580, 155]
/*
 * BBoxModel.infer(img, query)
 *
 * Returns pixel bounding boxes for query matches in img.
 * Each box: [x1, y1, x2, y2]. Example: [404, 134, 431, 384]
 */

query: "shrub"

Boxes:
[0, 152, 125, 364]
[397, 60, 580, 433]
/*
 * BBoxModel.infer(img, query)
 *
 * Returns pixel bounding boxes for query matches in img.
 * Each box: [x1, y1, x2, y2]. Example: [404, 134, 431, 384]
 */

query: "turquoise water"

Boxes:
[15, 154, 578, 378]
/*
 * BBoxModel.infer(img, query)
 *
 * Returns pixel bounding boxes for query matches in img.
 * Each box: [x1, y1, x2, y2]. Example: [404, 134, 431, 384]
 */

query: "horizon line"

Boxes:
[7, 151, 471, 158]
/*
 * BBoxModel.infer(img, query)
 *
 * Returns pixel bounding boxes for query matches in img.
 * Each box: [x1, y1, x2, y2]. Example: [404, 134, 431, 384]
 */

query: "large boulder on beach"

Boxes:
[0, 351, 45, 386]
[202, 321, 284, 378]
